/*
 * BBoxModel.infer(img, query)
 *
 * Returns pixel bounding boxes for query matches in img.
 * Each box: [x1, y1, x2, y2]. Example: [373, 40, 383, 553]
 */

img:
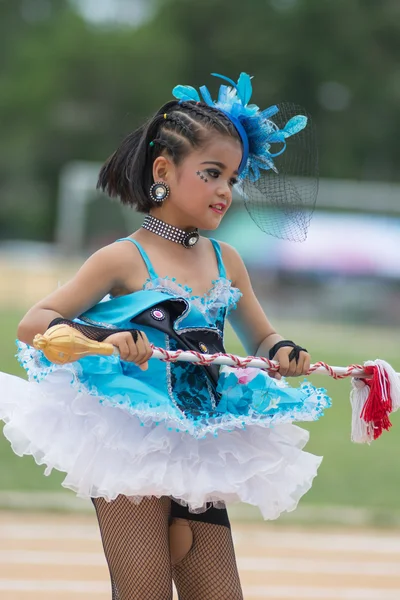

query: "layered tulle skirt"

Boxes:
[0, 344, 331, 520]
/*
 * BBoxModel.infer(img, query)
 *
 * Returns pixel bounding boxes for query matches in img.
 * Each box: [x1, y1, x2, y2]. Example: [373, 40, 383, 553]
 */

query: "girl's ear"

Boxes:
[152, 156, 174, 182]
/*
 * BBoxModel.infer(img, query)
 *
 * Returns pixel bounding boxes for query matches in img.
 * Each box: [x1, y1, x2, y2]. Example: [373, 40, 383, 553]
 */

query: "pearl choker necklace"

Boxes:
[142, 215, 200, 249]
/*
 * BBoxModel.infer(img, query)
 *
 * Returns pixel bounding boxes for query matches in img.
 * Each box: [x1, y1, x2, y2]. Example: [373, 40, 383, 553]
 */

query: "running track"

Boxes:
[1, 512, 400, 599]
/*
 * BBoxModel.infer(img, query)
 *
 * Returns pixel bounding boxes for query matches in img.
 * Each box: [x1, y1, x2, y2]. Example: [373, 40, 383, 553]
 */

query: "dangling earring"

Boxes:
[149, 181, 170, 203]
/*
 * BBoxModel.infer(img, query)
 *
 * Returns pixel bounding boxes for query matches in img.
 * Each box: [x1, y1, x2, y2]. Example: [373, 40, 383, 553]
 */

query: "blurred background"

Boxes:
[1, 0, 400, 573]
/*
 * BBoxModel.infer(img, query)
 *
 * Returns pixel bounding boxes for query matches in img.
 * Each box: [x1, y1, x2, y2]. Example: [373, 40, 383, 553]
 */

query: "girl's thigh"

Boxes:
[93, 495, 173, 600]
[172, 519, 243, 600]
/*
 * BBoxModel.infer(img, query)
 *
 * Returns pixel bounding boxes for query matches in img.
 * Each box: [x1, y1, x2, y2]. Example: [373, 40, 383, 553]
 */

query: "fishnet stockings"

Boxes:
[92, 496, 243, 600]
[172, 520, 243, 600]
[92, 495, 173, 600]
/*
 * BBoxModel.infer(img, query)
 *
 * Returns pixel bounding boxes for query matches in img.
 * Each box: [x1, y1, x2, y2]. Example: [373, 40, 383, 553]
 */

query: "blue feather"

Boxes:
[200, 85, 214, 106]
[260, 105, 279, 119]
[217, 85, 229, 105]
[237, 73, 253, 105]
[211, 73, 237, 88]
[249, 163, 261, 183]
[172, 85, 201, 102]
[267, 131, 285, 144]
[245, 104, 260, 116]
[283, 115, 307, 137]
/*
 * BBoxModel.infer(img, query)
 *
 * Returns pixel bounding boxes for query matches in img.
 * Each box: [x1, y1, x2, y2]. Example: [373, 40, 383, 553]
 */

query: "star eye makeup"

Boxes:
[196, 170, 209, 183]
[197, 163, 239, 187]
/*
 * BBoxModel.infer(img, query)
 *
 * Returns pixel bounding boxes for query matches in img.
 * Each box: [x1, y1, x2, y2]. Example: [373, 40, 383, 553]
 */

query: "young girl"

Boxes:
[0, 73, 329, 599]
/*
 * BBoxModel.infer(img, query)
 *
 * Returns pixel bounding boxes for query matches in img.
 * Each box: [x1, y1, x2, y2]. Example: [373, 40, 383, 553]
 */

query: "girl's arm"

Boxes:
[17, 243, 135, 346]
[221, 242, 310, 378]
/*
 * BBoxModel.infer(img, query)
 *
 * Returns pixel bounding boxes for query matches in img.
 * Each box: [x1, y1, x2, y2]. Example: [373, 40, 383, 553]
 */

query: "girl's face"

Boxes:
[153, 135, 242, 230]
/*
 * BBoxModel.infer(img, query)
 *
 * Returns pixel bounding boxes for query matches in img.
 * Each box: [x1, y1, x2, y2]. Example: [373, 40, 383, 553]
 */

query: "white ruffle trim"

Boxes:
[0, 371, 322, 519]
[16, 343, 329, 440]
[142, 276, 242, 323]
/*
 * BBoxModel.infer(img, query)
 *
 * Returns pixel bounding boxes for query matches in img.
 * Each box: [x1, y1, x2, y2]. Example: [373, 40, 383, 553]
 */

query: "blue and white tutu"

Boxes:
[0, 238, 331, 519]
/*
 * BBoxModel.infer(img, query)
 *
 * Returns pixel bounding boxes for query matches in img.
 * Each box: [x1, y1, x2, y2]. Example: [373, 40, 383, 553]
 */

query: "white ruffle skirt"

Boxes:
[0, 370, 323, 520]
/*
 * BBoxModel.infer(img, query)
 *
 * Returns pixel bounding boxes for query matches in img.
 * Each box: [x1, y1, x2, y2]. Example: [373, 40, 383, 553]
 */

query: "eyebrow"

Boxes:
[201, 161, 239, 175]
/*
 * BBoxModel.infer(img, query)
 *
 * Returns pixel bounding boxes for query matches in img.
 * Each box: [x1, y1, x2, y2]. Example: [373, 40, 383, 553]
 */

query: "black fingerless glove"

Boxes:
[268, 339, 308, 364]
[48, 318, 142, 343]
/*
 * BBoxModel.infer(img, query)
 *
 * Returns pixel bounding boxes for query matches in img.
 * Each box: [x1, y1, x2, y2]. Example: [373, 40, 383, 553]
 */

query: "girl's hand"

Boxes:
[103, 331, 153, 371]
[271, 347, 311, 379]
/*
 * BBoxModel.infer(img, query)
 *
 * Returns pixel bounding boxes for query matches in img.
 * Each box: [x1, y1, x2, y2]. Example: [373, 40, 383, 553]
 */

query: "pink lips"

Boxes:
[210, 203, 226, 214]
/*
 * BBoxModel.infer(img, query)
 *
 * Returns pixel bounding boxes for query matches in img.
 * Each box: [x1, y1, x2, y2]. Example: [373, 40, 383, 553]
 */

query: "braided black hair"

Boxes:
[97, 100, 241, 212]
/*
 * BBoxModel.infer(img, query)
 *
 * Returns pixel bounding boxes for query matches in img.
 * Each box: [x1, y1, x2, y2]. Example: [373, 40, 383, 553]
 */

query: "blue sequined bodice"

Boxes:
[115, 237, 243, 416]
[119, 237, 242, 329]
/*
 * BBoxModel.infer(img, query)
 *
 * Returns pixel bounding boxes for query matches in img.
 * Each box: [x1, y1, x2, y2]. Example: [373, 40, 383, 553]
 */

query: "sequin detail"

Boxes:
[142, 276, 242, 324]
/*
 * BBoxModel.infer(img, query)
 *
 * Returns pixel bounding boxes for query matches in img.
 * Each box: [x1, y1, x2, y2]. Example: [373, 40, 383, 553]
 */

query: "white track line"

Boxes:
[237, 556, 400, 576]
[0, 525, 99, 540]
[0, 581, 399, 599]
[1, 550, 400, 578]
[0, 551, 105, 566]
[3, 525, 400, 554]
[3, 524, 400, 553]
[0, 580, 109, 593]
[243, 587, 400, 599]
[233, 530, 400, 554]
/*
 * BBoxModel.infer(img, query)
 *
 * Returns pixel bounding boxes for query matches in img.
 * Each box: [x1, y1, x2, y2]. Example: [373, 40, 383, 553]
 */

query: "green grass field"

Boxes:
[1, 308, 399, 512]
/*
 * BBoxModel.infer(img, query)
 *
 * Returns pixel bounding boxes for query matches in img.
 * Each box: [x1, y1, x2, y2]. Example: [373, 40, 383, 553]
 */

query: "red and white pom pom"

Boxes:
[350, 360, 400, 443]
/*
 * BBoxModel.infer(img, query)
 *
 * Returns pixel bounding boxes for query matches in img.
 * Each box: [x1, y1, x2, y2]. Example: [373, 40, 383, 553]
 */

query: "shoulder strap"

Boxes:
[209, 238, 227, 279]
[116, 238, 158, 280]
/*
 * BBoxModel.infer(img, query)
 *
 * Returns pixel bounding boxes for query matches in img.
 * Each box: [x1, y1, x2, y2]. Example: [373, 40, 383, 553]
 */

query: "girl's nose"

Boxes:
[217, 183, 232, 202]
